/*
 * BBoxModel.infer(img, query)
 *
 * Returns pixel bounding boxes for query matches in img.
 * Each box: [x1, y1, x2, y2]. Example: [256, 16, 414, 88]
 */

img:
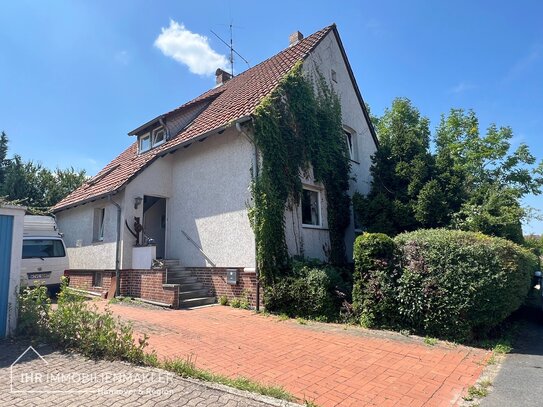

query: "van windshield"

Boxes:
[22, 239, 66, 259]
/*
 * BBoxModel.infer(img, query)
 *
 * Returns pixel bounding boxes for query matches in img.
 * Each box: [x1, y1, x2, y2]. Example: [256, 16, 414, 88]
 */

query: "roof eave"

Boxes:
[330, 26, 380, 148]
[54, 115, 254, 213]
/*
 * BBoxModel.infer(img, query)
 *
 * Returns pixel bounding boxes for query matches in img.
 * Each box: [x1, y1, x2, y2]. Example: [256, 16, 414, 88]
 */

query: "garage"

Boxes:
[0, 204, 25, 338]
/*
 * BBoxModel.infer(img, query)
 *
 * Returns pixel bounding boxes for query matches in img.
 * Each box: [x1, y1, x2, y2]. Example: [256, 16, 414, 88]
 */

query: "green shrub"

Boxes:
[265, 262, 344, 320]
[17, 278, 149, 363]
[352, 230, 537, 341]
[17, 285, 51, 337]
[395, 229, 536, 340]
[230, 297, 241, 308]
[218, 295, 229, 306]
[352, 233, 398, 327]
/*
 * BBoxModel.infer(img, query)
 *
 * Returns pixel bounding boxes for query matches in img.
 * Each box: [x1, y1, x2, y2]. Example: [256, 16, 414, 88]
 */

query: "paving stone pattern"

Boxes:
[0, 340, 296, 407]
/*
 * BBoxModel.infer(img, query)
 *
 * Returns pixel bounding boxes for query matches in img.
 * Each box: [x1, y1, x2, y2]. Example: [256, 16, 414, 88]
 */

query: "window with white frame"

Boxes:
[93, 208, 105, 242]
[152, 127, 165, 146]
[301, 188, 321, 227]
[139, 132, 151, 153]
[344, 129, 354, 160]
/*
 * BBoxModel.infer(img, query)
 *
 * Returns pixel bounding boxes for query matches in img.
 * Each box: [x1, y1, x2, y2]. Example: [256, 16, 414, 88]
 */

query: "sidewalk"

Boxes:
[481, 314, 543, 407]
[102, 302, 489, 406]
[0, 339, 297, 407]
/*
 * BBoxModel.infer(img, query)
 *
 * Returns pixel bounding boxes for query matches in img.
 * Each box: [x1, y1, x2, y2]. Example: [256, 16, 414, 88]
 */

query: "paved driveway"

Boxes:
[103, 302, 489, 407]
[0, 340, 296, 406]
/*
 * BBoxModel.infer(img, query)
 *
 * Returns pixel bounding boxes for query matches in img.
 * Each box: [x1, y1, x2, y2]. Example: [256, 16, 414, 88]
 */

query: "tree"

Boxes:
[436, 109, 543, 243]
[0, 131, 87, 211]
[355, 103, 543, 243]
[0, 131, 8, 186]
[355, 98, 435, 234]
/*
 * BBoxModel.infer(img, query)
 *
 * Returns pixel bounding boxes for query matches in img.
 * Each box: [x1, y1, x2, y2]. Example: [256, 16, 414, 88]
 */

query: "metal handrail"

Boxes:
[180, 230, 216, 267]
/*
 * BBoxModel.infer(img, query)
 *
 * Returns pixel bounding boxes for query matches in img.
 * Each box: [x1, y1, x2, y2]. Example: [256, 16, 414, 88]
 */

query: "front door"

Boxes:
[142, 196, 166, 259]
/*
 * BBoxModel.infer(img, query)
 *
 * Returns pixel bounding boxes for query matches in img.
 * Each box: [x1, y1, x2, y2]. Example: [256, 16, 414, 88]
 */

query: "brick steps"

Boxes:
[165, 262, 215, 308]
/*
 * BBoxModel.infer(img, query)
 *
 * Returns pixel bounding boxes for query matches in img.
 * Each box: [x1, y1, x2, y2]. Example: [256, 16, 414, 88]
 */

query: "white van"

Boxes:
[21, 215, 69, 293]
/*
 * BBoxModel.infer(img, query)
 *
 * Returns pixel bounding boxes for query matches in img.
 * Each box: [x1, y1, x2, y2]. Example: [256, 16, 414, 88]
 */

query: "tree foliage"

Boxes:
[0, 131, 87, 211]
[355, 99, 543, 243]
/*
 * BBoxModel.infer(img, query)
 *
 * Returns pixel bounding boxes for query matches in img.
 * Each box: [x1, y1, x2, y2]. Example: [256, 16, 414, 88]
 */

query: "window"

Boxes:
[153, 127, 165, 146]
[344, 129, 354, 159]
[302, 188, 321, 227]
[22, 239, 65, 259]
[331, 69, 337, 83]
[139, 132, 151, 153]
[93, 208, 105, 242]
[93, 272, 103, 288]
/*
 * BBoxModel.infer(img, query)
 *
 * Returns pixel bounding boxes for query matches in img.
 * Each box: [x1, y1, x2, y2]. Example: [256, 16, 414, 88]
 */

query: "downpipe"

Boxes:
[236, 119, 261, 311]
[108, 195, 122, 297]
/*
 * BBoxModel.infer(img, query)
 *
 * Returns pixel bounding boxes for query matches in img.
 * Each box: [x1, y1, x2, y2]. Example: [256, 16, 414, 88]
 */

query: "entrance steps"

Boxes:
[164, 261, 216, 308]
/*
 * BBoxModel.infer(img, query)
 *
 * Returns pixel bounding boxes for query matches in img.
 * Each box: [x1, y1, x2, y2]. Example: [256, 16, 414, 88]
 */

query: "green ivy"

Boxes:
[250, 62, 351, 285]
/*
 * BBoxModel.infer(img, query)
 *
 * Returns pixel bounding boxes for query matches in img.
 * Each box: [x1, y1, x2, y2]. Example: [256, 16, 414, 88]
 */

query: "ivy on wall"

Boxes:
[249, 62, 351, 285]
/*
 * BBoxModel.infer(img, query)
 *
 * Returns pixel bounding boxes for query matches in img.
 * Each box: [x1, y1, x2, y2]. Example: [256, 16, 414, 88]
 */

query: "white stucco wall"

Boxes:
[168, 128, 256, 268]
[284, 30, 377, 262]
[0, 205, 25, 336]
[122, 155, 173, 269]
[55, 193, 123, 270]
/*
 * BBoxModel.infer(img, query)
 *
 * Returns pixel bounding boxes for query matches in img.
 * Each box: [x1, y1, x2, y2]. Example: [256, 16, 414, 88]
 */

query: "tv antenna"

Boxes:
[211, 24, 250, 77]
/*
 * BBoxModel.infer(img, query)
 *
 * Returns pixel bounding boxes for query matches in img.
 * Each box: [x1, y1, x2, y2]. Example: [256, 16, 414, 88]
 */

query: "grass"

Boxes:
[463, 380, 492, 401]
[423, 336, 438, 346]
[277, 313, 289, 321]
[296, 317, 308, 325]
[161, 356, 294, 401]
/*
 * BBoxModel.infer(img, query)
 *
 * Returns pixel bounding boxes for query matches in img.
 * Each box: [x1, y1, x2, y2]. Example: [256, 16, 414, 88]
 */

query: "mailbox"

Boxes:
[226, 269, 238, 285]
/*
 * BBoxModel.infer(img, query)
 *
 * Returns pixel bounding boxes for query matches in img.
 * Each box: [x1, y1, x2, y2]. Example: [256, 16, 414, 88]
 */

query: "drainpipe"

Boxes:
[236, 119, 260, 311]
[108, 195, 122, 297]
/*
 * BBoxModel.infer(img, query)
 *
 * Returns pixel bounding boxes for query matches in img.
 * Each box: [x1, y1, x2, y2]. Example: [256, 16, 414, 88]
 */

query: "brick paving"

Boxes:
[101, 302, 490, 407]
[0, 340, 297, 406]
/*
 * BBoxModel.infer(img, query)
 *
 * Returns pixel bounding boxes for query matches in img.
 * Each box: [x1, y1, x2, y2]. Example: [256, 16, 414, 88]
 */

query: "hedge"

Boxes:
[265, 260, 346, 321]
[353, 229, 537, 341]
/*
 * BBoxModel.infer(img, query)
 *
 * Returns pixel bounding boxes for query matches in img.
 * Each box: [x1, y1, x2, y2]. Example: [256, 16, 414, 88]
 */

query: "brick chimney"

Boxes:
[289, 31, 304, 47]
[215, 68, 232, 86]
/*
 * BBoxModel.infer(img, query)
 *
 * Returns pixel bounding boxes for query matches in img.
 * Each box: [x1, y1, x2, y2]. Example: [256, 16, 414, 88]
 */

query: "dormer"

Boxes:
[128, 117, 168, 154]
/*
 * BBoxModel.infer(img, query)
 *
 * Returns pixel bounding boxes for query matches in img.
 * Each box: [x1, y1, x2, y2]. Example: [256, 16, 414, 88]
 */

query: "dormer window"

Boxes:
[138, 126, 166, 153]
[139, 132, 151, 153]
[153, 127, 165, 146]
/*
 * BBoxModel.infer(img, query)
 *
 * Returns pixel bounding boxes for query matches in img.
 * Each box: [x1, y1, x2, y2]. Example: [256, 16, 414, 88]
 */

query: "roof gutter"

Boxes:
[53, 115, 254, 213]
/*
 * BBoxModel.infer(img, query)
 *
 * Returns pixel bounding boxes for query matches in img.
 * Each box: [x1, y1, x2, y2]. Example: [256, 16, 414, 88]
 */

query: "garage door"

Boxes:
[0, 215, 14, 337]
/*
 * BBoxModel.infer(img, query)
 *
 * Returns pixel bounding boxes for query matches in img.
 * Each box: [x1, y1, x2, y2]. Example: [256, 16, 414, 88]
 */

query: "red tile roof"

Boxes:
[53, 25, 335, 212]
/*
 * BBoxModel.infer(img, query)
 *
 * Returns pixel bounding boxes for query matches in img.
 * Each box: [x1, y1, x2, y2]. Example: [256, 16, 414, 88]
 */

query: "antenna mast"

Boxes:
[211, 25, 250, 77]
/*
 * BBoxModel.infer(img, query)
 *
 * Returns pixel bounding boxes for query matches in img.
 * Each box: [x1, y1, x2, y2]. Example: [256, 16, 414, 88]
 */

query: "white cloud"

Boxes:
[154, 20, 228, 76]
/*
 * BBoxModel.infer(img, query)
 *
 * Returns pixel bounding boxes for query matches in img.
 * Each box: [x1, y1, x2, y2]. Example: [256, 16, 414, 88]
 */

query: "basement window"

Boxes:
[302, 188, 321, 227]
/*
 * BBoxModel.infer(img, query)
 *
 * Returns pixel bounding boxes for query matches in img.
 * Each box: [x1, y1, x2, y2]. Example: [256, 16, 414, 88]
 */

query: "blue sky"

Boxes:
[1, 1, 542, 233]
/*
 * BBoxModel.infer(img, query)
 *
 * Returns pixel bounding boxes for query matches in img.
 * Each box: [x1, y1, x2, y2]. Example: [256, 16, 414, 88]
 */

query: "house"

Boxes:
[53, 24, 378, 307]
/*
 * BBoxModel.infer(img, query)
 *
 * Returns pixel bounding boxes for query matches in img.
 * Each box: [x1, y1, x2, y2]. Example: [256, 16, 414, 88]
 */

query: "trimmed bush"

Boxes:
[352, 230, 537, 341]
[265, 261, 345, 320]
[352, 233, 398, 327]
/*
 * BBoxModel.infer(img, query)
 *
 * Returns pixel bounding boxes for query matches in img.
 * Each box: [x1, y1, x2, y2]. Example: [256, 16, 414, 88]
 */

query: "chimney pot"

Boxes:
[215, 68, 232, 86]
[289, 31, 304, 46]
